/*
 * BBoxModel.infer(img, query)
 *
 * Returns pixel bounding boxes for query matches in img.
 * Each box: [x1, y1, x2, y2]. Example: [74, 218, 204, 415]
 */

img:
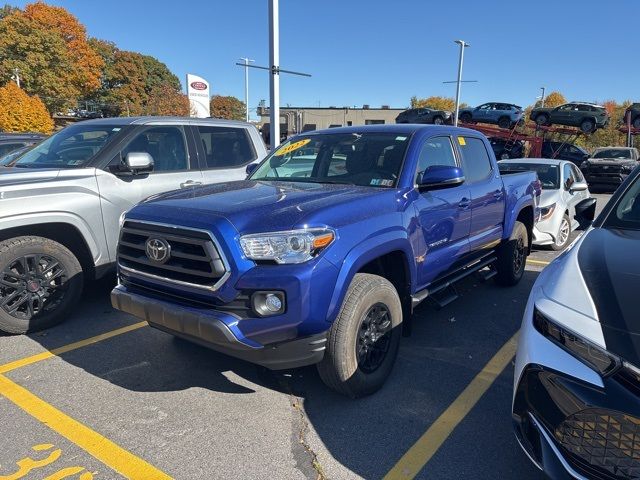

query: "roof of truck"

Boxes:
[73, 116, 254, 127]
[306, 124, 483, 136]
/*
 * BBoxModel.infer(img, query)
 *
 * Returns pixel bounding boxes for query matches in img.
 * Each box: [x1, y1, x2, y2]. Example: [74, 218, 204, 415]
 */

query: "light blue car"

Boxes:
[459, 102, 523, 129]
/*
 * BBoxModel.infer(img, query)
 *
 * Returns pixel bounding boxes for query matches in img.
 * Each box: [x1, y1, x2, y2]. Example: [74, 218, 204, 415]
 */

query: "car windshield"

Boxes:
[593, 149, 632, 160]
[604, 176, 640, 231]
[0, 146, 31, 166]
[498, 163, 560, 189]
[12, 124, 125, 169]
[249, 132, 410, 187]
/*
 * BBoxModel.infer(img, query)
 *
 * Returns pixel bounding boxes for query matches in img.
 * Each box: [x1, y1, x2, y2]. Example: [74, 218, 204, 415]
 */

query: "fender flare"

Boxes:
[503, 197, 534, 242]
[325, 230, 415, 323]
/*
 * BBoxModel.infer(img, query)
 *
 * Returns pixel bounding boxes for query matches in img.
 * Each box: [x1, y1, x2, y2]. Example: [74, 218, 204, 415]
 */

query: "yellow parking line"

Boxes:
[526, 259, 550, 266]
[0, 321, 148, 374]
[0, 373, 172, 479]
[383, 332, 519, 480]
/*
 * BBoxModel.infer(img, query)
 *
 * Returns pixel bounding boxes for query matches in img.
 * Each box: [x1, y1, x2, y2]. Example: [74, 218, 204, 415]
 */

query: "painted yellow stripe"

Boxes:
[0, 374, 172, 479]
[383, 332, 519, 480]
[526, 259, 550, 266]
[0, 321, 147, 374]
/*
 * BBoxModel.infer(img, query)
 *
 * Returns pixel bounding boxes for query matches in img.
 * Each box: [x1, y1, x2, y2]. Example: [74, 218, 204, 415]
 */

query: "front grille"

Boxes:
[555, 408, 640, 479]
[592, 165, 623, 174]
[118, 221, 227, 290]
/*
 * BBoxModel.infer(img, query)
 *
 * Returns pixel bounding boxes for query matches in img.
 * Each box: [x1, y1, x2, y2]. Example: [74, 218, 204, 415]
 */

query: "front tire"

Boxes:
[433, 116, 444, 125]
[498, 117, 511, 129]
[535, 114, 549, 126]
[317, 273, 402, 398]
[495, 221, 528, 286]
[0, 236, 83, 334]
[633, 117, 640, 129]
[550, 214, 571, 251]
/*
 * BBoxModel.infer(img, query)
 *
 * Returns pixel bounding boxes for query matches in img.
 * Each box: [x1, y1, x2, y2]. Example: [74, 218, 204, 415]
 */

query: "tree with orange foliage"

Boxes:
[538, 91, 566, 108]
[210, 95, 245, 121]
[0, 82, 54, 134]
[145, 83, 190, 116]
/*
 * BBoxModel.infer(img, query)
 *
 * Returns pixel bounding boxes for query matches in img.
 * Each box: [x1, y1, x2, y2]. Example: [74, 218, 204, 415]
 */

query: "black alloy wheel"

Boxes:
[357, 303, 393, 374]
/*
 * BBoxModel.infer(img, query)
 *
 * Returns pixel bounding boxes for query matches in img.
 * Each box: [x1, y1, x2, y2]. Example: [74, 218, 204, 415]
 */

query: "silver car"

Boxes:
[499, 159, 590, 250]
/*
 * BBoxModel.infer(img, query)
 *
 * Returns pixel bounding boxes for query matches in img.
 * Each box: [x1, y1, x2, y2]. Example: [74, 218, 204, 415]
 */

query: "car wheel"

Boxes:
[500, 152, 510, 160]
[317, 273, 402, 398]
[498, 117, 511, 129]
[550, 214, 571, 251]
[459, 113, 472, 124]
[433, 116, 444, 125]
[495, 221, 528, 286]
[633, 117, 640, 129]
[535, 114, 549, 126]
[0, 236, 83, 334]
[580, 119, 596, 133]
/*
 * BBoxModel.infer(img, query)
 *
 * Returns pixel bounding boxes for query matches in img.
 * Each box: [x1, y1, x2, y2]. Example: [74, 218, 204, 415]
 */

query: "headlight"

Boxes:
[622, 164, 635, 173]
[539, 203, 556, 221]
[534, 309, 621, 377]
[240, 228, 335, 264]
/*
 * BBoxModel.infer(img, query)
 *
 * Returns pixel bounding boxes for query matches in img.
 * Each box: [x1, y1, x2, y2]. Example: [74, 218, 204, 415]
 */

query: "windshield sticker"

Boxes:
[370, 179, 393, 186]
[457, 136, 466, 146]
[274, 139, 311, 156]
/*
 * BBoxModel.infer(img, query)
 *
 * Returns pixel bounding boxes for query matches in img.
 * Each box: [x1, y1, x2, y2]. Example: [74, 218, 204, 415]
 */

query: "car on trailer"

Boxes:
[513, 165, 640, 480]
[624, 103, 640, 129]
[458, 103, 524, 129]
[530, 102, 609, 133]
[395, 107, 452, 125]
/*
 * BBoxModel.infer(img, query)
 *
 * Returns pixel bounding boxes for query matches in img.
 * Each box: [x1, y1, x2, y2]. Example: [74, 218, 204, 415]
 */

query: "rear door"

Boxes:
[194, 125, 260, 184]
[413, 135, 471, 287]
[96, 124, 203, 260]
[456, 135, 506, 252]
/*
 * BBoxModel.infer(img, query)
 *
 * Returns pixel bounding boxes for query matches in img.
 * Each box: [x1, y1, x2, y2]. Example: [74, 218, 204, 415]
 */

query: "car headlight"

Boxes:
[534, 309, 621, 377]
[539, 203, 556, 221]
[622, 164, 635, 173]
[240, 228, 335, 264]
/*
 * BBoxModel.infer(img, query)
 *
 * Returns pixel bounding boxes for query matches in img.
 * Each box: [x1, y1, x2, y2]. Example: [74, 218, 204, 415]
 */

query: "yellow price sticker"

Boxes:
[274, 138, 311, 156]
[457, 136, 466, 146]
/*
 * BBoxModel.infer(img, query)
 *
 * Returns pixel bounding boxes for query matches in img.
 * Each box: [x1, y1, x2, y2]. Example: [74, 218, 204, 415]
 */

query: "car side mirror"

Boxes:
[246, 163, 259, 177]
[125, 152, 154, 174]
[418, 165, 465, 190]
[575, 197, 597, 229]
[570, 181, 588, 193]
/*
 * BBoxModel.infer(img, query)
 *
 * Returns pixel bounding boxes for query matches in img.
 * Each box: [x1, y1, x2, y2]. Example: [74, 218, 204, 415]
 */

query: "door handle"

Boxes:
[180, 180, 202, 188]
[493, 189, 503, 199]
[458, 198, 471, 209]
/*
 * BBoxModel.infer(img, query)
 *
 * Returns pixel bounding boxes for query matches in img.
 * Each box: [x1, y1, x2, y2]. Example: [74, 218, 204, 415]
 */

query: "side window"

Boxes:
[415, 137, 457, 182]
[563, 164, 573, 188]
[195, 126, 256, 169]
[0, 143, 25, 156]
[571, 164, 584, 183]
[122, 126, 188, 172]
[458, 137, 493, 183]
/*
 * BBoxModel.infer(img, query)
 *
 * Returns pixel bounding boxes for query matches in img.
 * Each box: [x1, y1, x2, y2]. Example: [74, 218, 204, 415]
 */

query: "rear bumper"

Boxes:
[111, 284, 327, 370]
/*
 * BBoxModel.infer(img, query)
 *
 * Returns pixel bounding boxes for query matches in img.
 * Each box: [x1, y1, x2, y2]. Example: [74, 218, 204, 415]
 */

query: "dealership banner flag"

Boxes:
[187, 74, 210, 118]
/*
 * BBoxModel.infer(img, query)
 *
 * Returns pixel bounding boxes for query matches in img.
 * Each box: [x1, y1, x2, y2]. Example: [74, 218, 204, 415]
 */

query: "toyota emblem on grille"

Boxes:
[145, 238, 171, 264]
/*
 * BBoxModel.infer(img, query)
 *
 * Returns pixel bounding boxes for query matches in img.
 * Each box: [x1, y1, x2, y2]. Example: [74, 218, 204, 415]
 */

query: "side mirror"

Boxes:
[419, 165, 465, 190]
[575, 197, 597, 229]
[570, 181, 588, 193]
[246, 163, 259, 177]
[125, 152, 153, 174]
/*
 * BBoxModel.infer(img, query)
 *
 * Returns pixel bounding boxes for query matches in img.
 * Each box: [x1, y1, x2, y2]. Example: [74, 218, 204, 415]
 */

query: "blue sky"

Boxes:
[9, 0, 638, 117]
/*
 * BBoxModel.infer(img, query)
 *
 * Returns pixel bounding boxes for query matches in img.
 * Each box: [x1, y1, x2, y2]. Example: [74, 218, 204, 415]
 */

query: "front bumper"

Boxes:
[582, 172, 629, 186]
[111, 285, 327, 370]
[533, 224, 555, 246]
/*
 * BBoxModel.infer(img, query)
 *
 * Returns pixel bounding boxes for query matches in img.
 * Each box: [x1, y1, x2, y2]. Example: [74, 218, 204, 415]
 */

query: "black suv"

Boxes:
[530, 102, 609, 133]
[0, 132, 47, 157]
[395, 107, 452, 125]
[541, 141, 589, 166]
[624, 103, 640, 129]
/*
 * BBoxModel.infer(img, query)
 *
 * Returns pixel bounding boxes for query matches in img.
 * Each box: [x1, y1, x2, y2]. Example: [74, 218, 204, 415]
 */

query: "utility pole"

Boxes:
[11, 68, 20, 88]
[453, 40, 469, 127]
[239, 57, 254, 122]
[540, 87, 546, 107]
[269, 0, 280, 148]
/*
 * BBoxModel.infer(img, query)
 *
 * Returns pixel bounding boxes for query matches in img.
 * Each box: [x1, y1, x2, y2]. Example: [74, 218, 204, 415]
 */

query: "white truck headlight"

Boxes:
[240, 228, 335, 264]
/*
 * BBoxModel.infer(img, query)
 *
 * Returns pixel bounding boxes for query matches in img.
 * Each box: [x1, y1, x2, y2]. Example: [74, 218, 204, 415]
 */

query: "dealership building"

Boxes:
[256, 105, 405, 137]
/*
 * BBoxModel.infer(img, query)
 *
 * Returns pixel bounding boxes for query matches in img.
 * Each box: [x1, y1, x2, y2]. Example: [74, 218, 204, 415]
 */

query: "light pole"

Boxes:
[453, 40, 469, 126]
[540, 87, 546, 107]
[239, 57, 254, 122]
[269, 0, 280, 148]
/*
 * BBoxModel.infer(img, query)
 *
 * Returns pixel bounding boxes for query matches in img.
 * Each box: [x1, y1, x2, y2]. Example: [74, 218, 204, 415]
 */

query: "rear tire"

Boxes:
[495, 221, 528, 286]
[459, 112, 472, 124]
[0, 236, 83, 334]
[550, 214, 571, 251]
[535, 114, 549, 126]
[580, 119, 596, 133]
[633, 117, 640, 129]
[433, 116, 444, 125]
[317, 273, 402, 398]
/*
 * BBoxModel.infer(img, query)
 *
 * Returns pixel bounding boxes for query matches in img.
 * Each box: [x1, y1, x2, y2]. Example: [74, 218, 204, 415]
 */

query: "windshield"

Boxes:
[0, 146, 31, 166]
[498, 163, 560, 189]
[12, 124, 126, 169]
[249, 132, 410, 187]
[593, 149, 632, 160]
[604, 175, 640, 231]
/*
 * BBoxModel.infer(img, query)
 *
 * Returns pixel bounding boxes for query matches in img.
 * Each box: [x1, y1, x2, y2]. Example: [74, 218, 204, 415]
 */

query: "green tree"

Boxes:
[210, 95, 245, 121]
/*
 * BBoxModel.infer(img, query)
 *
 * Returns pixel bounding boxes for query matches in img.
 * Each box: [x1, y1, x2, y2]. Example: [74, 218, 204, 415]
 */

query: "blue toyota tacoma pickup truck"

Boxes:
[111, 125, 540, 397]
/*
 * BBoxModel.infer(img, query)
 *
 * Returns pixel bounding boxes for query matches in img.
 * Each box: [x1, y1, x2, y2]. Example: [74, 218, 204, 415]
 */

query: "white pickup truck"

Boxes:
[0, 116, 267, 334]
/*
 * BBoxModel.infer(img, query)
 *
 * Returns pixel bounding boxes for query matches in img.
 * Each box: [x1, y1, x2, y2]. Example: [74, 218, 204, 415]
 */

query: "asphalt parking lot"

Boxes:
[0, 193, 611, 480]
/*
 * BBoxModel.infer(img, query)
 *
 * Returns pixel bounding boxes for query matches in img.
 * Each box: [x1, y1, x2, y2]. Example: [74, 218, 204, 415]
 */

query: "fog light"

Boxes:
[251, 291, 285, 317]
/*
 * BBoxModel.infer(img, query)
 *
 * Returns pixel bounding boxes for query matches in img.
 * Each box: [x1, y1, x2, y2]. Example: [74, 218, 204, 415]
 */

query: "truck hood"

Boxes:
[0, 167, 61, 186]
[134, 180, 398, 234]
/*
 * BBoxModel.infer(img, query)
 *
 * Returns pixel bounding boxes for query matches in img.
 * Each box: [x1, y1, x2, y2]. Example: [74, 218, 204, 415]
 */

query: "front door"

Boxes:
[413, 136, 471, 288]
[96, 125, 203, 261]
[456, 135, 505, 252]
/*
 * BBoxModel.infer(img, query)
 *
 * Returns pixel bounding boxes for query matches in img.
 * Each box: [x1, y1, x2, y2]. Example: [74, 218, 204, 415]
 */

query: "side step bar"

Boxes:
[411, 253, 497, 310]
